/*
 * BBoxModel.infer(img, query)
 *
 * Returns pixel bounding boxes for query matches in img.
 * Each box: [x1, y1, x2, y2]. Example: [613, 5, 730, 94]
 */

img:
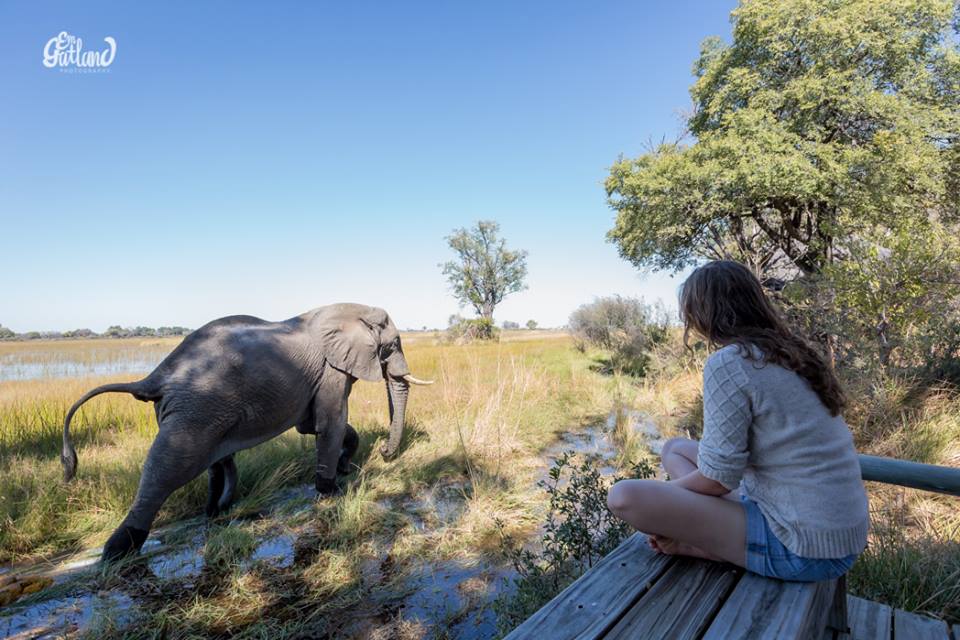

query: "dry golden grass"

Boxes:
[0, 334, 616, 567]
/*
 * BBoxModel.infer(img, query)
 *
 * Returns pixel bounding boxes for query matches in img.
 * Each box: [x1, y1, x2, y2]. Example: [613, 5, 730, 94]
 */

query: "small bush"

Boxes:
[493, 452, 654, 636]
[569, 296, 670, 376]
[446, 315, 499, 342]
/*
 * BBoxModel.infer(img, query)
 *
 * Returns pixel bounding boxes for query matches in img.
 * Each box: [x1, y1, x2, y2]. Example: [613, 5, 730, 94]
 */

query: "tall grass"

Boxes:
[0, 334, 619, 638]
[0, 335, 615, 571]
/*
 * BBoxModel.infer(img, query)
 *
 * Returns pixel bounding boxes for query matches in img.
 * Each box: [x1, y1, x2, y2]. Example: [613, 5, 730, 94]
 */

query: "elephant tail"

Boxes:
[62, 381, 151, 482]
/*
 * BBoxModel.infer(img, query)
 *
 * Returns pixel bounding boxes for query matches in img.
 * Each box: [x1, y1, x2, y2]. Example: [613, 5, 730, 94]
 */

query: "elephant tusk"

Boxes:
[402, 374, 434, 386]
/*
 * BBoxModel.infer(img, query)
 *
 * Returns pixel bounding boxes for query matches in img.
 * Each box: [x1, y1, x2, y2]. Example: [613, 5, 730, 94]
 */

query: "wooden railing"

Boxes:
[859, 454, 960, 497]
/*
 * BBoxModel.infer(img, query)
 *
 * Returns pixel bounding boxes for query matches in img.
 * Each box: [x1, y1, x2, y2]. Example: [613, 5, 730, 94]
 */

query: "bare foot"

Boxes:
[648, 534, 721, 561]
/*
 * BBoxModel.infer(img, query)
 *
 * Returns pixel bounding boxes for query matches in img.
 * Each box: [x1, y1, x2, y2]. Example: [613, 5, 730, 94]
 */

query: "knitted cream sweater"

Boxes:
[696, 343, 870, 559]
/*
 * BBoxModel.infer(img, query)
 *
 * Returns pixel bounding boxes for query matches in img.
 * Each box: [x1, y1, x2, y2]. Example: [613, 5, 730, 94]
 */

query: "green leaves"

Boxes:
[440, 220, 529, 320]
[607, 0, 959, 278]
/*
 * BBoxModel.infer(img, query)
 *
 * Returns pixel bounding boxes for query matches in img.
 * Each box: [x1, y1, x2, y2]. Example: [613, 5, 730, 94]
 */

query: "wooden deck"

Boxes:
[504, 533, 954, 640]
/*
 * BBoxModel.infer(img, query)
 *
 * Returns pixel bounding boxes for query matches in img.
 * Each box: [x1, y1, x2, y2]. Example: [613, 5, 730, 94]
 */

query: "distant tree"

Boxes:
[502, 320, 520, 330]
[441, 220, 528, 322]
[63, 328, 95, 339]
[23, 331, 41, 340]
[526, 320, 538, 330]
[0, 325, 14, 340]
[104, 325, 130, 338]
[157, 326, 191, 337]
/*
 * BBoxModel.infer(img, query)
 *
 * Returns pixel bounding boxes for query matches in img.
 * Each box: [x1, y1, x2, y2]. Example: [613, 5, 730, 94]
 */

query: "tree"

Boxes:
[502, 320, 520, 330]
[441, 220, 528, 322]
[526, 320, 538, 330]
[605, 0, 960, 368]
[0, 325, 14, 340]
[606, 0, 958, 281]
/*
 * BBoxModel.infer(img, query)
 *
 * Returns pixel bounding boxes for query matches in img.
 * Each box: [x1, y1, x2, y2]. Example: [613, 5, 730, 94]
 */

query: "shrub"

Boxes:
[526, 320, 538, 330]
[446, 315, 499, 342]
[494, 452, 654, 636]
[569, 296, 669, 375]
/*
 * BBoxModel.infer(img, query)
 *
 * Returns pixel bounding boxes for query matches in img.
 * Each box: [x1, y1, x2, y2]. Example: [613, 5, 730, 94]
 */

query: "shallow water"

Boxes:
[0, 591, 133, 640]
[0, 339, 180, 382]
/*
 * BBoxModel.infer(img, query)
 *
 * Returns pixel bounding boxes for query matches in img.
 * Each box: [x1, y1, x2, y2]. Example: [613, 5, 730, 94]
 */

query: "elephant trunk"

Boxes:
[381, 377, 409, 460]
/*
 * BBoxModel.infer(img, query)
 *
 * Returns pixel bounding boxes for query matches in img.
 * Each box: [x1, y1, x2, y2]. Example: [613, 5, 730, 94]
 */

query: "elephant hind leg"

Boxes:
[103, 425, 217, 563]
[206, 454, 238, 518]
[217, 455, 238, 513]
[337, 423, 359, 476]
[206, 460, 225, 518]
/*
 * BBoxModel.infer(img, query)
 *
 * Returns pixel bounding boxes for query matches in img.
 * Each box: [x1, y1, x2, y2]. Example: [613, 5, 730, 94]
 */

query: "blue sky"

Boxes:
[0, 1, 736, 332]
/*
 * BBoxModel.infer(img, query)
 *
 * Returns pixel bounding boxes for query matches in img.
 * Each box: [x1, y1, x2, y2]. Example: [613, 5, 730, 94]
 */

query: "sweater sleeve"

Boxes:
[696, 347, 752, 491]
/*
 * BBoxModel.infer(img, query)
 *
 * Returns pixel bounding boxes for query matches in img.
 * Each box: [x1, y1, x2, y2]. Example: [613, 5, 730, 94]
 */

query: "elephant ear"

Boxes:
[315, 305, 387, 382]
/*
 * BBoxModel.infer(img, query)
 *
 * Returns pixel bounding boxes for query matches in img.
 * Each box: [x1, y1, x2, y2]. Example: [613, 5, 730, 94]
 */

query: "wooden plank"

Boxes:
[859, 455, 960, 496]
[603, 557, 740, 640]
[845, 595, 892, 640]
[701, 574, 837, 640]
[502, 533, 673, 640]
[893, 608, 950, 639]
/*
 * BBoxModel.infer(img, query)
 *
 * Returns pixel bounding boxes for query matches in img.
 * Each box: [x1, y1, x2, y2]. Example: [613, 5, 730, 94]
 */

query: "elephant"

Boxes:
[59, 303, 432, 562]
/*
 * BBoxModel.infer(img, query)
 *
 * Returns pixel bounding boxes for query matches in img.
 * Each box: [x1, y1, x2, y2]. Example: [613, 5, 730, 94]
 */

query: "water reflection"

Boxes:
[0, 344, 172, 382]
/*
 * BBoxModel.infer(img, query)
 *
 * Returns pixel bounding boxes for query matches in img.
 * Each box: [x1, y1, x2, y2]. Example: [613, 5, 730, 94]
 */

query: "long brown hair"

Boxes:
[679, 260, 846, 416]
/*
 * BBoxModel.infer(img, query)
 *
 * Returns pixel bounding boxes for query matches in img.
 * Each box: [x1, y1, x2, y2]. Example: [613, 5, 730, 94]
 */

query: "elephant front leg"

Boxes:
[316, 421, 346, 496]
[314, 370, 353, 496]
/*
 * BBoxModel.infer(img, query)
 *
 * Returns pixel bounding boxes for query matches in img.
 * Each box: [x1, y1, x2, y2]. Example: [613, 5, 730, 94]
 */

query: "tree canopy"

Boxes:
[605, 0, 960, 368]
[606, 0, 959, 278]
[441, 220, 528, 321]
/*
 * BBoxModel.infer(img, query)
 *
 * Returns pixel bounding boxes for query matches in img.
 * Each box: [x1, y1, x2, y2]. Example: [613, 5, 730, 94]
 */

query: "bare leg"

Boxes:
[607, 479, 747, 568]
[660, 437, 699, 479]
[611, 437, 746, 565]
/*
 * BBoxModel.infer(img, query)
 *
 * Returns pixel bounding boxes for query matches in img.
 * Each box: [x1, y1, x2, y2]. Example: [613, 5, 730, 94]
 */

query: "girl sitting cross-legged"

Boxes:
[606, 260, 869, 582]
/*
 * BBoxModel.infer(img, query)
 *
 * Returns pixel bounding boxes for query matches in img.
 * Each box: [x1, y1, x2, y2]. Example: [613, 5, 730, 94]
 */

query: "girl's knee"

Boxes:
[607, 479, 658, 519]
[661, 436, 693, 458]
[607, 480, 631, 516]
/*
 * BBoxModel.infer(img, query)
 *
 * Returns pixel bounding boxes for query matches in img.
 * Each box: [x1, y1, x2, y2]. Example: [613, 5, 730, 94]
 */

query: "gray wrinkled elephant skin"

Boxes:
[59, 303, 424, 562]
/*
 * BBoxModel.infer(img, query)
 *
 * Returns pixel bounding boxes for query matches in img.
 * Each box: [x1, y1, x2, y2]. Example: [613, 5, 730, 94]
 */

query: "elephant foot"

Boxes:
[316, 476, 341, 497]
[102, 525, 149, 563]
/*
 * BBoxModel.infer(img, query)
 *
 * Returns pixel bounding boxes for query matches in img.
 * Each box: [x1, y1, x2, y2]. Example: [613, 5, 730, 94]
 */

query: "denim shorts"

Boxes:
[740, 495, 857, 582]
